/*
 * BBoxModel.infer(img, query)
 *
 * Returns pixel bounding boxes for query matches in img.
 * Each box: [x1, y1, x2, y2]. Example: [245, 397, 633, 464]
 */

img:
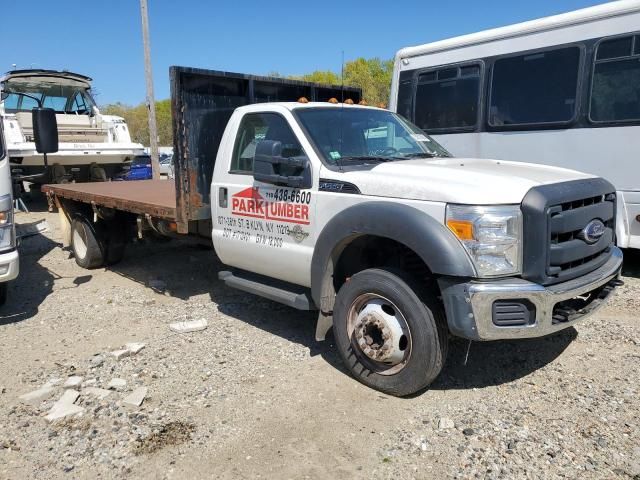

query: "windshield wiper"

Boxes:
[338, 155, 397, 164]
[399, 152, 440, 159]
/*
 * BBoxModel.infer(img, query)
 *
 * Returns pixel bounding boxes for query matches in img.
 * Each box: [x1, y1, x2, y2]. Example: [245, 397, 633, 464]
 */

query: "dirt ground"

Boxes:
[0, 197, 638, 480]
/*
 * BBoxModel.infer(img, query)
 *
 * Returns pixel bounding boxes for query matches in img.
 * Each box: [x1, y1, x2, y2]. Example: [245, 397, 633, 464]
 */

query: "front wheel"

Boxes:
[333, 268, 448, 396]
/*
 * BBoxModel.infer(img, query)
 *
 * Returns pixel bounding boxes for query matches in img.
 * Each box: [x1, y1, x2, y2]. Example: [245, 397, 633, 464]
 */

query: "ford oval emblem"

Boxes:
[578, 219, 606, 244]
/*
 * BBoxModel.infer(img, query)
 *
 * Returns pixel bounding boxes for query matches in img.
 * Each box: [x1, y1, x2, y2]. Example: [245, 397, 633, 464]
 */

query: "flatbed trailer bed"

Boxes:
[40, 67, 362, 261]
[43, 180, 176, 220]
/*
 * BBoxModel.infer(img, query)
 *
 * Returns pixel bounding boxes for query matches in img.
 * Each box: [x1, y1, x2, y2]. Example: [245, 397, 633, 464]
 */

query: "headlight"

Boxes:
[446, 204, 522, 277]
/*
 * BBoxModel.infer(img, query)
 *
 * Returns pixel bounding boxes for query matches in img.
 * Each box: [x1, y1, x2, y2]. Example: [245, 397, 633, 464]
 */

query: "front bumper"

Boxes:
[439, 246, 623, 341]
[0, 249, 19, 283]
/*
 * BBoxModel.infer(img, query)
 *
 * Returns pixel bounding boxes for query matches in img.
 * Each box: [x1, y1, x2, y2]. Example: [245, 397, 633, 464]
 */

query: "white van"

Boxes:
[390, 0, 640, 248]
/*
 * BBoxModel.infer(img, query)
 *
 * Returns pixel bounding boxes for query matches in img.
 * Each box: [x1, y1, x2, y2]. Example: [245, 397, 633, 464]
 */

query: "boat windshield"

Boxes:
[295, 107, 452, 166]
[2, 82, 96, 114]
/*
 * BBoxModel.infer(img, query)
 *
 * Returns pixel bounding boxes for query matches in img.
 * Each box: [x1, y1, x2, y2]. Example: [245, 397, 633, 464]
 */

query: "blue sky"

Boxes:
[2, 0, 604, 105]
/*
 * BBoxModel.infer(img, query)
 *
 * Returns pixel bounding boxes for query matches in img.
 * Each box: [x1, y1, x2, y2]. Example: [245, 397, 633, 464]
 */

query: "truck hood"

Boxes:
[335, 158, 595, 204]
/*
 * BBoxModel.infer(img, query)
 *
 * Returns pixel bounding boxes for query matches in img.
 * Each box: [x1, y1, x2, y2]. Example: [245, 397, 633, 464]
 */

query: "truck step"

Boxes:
[218, 270, 315, 311]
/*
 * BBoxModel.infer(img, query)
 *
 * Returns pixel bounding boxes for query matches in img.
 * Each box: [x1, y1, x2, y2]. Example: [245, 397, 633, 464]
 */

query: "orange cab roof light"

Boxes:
[327, 97, 339, 104]
[297, 97, 309, 103]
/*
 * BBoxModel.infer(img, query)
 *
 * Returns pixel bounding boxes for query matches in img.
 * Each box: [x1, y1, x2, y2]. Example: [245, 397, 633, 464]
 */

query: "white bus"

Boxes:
[390, 0, 640, 249]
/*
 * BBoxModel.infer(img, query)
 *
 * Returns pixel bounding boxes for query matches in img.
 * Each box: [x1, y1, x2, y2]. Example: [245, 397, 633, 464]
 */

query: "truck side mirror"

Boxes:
[32, 108, 59, 154]
[253, 140, 311, 189]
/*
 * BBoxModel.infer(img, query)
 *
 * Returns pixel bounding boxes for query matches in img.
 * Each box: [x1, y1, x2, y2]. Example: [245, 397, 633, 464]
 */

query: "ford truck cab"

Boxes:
[212, 101, 622, 396]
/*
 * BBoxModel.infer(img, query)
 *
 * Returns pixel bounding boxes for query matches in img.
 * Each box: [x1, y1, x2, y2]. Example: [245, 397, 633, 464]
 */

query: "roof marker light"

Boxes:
[358, 100, 368, 106]
[297, 97, 309, 103]
[344, 98, 354, 105]
[328, 98, 339, 104]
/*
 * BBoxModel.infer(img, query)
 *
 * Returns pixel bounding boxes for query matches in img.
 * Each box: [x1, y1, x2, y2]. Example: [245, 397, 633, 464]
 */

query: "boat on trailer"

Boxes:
[0, 69, 144, 183]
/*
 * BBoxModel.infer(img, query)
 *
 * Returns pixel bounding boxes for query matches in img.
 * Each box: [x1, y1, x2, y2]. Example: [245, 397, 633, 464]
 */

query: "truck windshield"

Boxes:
[2, 82, 95, 114]
[295, 107, 451, 166]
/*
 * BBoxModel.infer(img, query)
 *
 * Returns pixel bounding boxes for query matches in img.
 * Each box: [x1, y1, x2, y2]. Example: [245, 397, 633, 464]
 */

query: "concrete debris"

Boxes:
[169, 318, 208, 334]
[82, 379, 97, 387]
[111, 349, 131, 361]
[82, 387, 111, 400]
[107, 378, 127, 390]
[19, 386, 55, 407]
[438, 418, 455, 430]
[45, 390, 84, 423]
[123, 387, 148, 408]
[125, 342, 146, 355]
[63, 376, 83, 389]
[44, 378, 63, 387]
[88, 355, 105, 368]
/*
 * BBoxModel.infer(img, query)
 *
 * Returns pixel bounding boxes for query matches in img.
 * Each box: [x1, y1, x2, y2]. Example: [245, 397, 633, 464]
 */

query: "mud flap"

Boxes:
[55, 196, 72, 247]
[315, 311, 333, 341]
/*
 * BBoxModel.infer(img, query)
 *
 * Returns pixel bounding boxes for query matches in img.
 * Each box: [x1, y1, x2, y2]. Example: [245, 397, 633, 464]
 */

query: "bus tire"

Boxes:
[332, 268, 448, 397]
[71, 217, 105, 269]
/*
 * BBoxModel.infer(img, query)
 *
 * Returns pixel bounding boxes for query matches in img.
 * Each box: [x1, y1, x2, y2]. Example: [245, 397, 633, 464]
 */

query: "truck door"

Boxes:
[213, 111, 316, 287]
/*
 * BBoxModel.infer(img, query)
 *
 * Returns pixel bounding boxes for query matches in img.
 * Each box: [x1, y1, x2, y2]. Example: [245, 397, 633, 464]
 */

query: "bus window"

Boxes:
[489, 47, 580, 127]
[590, 34, 640, 123]
[414, 64, 480, 131]
[597, 36, 632, 60]
[396, 70, 415, 120]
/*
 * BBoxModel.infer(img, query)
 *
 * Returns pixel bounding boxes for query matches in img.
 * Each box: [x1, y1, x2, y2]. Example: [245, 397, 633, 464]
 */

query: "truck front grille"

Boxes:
[521, 178, 616, 286]
[547, 193, 615, 282]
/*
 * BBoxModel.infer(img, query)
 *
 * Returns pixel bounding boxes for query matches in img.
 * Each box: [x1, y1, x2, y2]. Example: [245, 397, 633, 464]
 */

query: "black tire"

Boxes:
[71, 216, 128, 268]
[89, 163, 107, 182]
[0, 282, 8, 306]
[71, 217, 105, 269]
[333, 268, 448, 397]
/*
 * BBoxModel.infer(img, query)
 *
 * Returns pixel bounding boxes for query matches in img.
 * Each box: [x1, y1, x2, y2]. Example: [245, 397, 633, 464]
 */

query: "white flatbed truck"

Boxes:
[42, 67, 623, 396]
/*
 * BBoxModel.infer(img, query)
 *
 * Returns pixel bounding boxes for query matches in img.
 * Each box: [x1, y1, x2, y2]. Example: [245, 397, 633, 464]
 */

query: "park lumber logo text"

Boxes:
[231, 187, 310, 225]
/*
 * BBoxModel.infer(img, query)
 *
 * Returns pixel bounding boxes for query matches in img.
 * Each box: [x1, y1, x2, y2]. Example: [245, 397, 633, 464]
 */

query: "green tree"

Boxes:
[286, 58, 393, 105]
[101, 100, 173, 146]
[343, 57, 394, 107]
[295, 70, 341, 85]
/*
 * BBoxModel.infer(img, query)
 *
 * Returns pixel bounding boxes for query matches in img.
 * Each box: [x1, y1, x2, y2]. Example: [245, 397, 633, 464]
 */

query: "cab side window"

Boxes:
[230, 113, 304, 174]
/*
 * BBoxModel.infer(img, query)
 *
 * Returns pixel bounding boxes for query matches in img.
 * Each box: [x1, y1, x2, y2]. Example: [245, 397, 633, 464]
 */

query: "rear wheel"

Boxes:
[333, 268, 448, 396]
[71, 214, 128, 269]
[71, 218, 104, 269]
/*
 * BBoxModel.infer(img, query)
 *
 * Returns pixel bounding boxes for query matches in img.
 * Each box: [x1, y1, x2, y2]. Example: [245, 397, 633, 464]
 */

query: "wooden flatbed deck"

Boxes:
[43, 180, 177, 220]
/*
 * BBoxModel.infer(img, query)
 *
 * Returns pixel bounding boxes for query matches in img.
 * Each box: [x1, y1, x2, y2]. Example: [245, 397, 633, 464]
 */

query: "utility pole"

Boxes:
[139, 0, 160, 180]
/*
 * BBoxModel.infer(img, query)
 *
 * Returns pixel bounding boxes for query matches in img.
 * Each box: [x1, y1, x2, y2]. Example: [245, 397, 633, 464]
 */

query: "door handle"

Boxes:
[219, 187, 228, 208]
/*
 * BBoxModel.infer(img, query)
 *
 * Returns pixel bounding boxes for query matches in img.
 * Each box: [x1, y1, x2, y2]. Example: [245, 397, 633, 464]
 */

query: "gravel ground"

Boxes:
[0, 200, 638, 479]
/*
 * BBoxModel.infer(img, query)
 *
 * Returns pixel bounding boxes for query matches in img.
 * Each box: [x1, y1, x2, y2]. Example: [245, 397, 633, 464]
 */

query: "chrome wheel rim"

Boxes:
[346, 293, 412, 375]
